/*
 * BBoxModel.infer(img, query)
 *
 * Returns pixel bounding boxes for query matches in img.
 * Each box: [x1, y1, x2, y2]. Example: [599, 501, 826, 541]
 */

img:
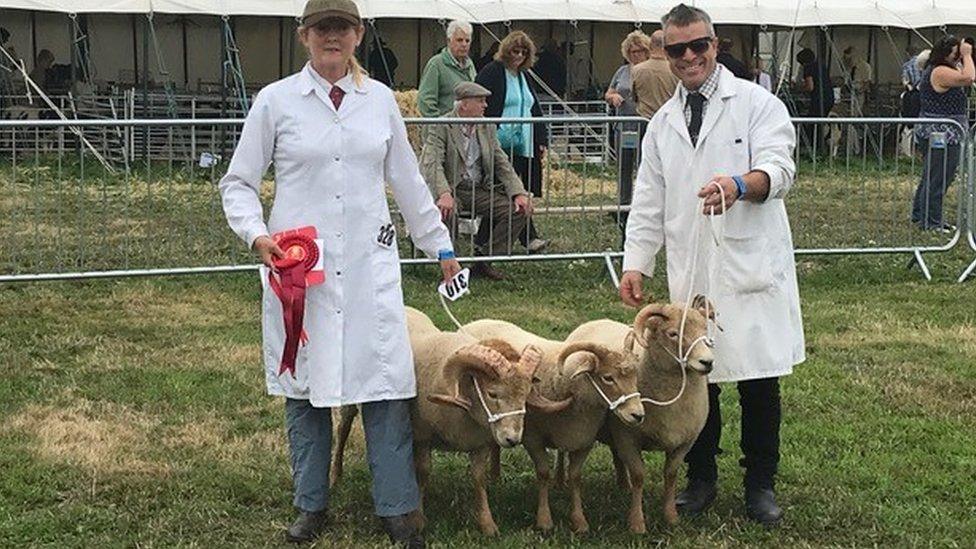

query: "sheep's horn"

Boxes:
[427, 393, 472, 411]
[558, 342, 613, 378]
[690, 294, 723, 331]
[442, 344, 506, 400]
[478, 338, 521, 362]
[526, 388, 574, 413]
[516, 344, 544, 376]
[632, 303, 668, 348]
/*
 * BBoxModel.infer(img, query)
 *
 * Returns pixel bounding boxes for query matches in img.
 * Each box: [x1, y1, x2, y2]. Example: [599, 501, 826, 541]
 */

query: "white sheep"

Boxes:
[566, 298, 715, 532]
[333, 307, 571, 535]
[462, 319, 646, 534]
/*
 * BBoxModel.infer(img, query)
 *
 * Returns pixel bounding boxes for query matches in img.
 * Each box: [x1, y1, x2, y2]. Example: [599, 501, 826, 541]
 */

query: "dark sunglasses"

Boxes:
[664, 36, 713, 58]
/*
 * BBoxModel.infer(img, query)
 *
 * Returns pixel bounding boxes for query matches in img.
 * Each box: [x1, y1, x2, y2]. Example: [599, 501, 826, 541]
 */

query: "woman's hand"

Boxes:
[253, 235, 285, 268]
[440, 258, 462, 284]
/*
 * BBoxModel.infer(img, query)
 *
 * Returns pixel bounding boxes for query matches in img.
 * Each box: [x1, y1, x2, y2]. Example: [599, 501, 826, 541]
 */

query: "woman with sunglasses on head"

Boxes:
[219, 0, 460, 544]
[476, 30, 550, 255]
[911, 35, 974, 232]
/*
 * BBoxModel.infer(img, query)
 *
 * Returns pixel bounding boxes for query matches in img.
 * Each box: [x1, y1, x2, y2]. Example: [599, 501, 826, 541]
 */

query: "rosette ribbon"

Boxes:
[269, 233, 320, 377]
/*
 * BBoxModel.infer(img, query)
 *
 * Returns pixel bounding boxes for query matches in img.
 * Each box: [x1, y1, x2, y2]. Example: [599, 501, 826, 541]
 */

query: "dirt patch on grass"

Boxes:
[6, 400, 169, 475]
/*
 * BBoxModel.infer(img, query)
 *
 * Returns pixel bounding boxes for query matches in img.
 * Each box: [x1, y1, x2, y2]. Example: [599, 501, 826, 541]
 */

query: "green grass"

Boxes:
[2, 249, 976, 547]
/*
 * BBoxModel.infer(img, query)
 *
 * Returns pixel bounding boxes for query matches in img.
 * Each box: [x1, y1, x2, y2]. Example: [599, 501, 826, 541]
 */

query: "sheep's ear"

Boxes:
[428, 393, 472, 411]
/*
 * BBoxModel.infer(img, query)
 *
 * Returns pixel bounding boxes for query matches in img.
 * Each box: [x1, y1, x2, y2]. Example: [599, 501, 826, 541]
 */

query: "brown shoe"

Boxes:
[471, 262, 506, 281]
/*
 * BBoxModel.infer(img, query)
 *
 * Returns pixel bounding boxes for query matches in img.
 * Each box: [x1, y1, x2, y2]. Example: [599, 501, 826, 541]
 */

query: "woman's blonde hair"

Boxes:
[620, 30, 651, 60]
[494, 30, 537, 71]
[297, 23, 367, 86]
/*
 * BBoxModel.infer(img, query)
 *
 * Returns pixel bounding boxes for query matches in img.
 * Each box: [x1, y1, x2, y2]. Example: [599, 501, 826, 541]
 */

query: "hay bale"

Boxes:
[394, 89, 423, 155]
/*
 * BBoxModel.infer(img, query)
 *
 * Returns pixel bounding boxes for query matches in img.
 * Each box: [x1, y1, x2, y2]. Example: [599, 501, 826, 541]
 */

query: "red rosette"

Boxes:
[269, 233, 320, 377]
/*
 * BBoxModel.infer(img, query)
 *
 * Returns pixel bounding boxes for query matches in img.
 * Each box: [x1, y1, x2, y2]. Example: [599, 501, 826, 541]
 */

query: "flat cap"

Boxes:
[454, 81, 491, 100]
[302, 0, 360, 27]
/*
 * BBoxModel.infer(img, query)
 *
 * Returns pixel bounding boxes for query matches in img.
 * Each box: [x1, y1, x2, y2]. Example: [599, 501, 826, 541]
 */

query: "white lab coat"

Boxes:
[220, 64, 453, 407]
[623, 67, 805, 383]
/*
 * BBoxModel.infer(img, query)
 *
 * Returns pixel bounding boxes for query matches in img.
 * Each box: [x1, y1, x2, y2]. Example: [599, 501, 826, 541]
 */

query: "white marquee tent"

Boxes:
[1, 1, 974, 105]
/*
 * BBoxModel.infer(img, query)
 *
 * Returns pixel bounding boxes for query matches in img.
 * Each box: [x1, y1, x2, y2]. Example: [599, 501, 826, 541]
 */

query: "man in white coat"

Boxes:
[619, 3, 804, 526]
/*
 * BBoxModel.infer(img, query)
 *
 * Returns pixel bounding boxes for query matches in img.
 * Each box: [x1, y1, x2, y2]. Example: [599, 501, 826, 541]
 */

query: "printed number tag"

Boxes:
[438, 268, 470, 301]
[376, 223, 396, 249]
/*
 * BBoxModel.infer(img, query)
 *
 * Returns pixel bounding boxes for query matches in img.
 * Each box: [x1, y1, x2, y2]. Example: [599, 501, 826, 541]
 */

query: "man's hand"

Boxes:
[607, 93, 624, 108]
[252, 235, 285, 269]
[436, 192, 455, 221]
[513, 194, 534, 216]
[619, 270, 646, 307]
[961, 41, 973, 57]
[440, 258, 462, 284]
[697, 176, 739, 215]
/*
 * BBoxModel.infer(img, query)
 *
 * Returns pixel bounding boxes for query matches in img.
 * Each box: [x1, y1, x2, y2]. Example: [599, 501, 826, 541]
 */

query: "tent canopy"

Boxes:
[0, 0, 973, 28]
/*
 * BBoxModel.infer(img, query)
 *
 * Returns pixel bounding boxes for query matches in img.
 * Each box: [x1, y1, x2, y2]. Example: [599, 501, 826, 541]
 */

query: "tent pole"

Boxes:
[142, 15, 150, 159]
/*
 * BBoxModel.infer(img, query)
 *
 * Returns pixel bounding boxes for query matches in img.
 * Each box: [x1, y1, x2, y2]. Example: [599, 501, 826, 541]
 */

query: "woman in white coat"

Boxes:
[219, 0, 460, 544]
[619, 5, 803, 527]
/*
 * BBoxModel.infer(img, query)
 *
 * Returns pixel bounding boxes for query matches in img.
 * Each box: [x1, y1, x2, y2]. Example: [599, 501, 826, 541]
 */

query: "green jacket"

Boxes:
[419, 109, 527, 200]
[417, 48, 477, 117]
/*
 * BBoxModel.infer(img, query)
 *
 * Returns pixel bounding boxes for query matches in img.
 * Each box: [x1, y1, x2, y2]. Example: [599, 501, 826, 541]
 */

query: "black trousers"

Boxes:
[684, 377, 781, 490]
[511, 153, 542, 244]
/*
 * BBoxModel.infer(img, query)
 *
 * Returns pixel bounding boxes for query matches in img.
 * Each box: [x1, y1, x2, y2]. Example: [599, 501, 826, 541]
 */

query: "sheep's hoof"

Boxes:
[534, 516, 554, 533]
[478, 521, 500, 536]
[663, 507, 680, 526]
[569, 516, 589, 535]
[628, 513, 646, 534]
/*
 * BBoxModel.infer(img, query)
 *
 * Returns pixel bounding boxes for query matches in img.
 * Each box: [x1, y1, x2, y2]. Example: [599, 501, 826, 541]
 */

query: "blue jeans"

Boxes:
[912, 139, 961, 229]
[285, 398, 419, 516]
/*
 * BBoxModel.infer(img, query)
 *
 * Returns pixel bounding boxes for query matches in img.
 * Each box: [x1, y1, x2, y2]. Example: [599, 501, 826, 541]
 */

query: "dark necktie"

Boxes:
[329, 85, 345, 110]
[687, 92, 705, 146]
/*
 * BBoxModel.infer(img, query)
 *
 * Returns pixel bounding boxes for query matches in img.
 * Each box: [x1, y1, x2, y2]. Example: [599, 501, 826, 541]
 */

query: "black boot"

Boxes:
[380, 513, 425, 548]
[286, 509, 328, 543]
[675, 478, 717, 516]
[745, 486, 783, 526]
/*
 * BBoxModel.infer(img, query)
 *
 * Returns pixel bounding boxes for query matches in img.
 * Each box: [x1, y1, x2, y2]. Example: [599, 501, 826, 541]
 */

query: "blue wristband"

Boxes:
[437, 249, 455, 260]
[732, 175, 747, 200]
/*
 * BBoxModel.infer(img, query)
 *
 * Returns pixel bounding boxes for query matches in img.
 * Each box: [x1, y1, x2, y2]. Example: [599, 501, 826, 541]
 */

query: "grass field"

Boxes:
[2, 245, 976, 547]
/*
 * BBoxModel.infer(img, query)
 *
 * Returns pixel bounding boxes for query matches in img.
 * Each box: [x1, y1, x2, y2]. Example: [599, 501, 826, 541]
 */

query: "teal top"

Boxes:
[498, 69, 535, 158]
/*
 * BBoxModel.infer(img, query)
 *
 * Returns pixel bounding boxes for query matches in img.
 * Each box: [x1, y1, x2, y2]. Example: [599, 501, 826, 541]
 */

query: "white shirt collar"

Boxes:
[304, 63, 356, 95]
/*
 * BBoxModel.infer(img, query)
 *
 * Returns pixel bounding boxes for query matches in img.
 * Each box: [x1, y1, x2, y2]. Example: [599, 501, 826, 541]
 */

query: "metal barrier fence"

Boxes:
[958, 124, 976, 283]
[0, 116, 970, 283]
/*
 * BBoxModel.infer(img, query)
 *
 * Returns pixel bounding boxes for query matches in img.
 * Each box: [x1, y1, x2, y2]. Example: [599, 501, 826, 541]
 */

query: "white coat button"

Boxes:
[333, 156, 340, 161]
[335, 194, 341, 200]
[336, 309, 342, 315]
[336, 271, 342, 276]
[333, 117, 339, 123]
[336, 232, 342, 238]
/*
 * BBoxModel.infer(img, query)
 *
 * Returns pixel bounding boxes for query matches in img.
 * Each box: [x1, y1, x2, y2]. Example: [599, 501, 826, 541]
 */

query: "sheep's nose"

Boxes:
[630, 411, 645, 424]
[699, 358, 713, 372]
[503, 436, 520, 448]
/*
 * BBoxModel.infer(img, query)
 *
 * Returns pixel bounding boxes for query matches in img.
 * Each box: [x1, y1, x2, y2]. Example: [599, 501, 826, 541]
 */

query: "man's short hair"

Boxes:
[661, 4, 715, 37]
[446, 20, 472, 40]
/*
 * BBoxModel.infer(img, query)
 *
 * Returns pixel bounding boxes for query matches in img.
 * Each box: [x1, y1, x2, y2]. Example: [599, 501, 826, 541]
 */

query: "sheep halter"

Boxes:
[585, 374, 641, 411]
[640, 181, 725, 408]
[472, 376, 526, 424]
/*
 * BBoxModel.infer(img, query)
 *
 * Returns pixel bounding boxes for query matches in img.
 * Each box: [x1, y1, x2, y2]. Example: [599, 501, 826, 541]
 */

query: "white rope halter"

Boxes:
[585, 374, 641, 411]
[471, 376, 526, 424]
[641, 181, 725, 408]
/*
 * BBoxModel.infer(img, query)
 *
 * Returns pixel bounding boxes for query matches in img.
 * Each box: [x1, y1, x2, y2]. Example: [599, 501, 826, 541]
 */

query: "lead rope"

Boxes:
[640, 181, 725, 407]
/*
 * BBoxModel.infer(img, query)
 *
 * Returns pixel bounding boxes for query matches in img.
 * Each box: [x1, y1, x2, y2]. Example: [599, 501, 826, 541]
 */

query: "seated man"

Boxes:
[420, 81, 534, 280]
